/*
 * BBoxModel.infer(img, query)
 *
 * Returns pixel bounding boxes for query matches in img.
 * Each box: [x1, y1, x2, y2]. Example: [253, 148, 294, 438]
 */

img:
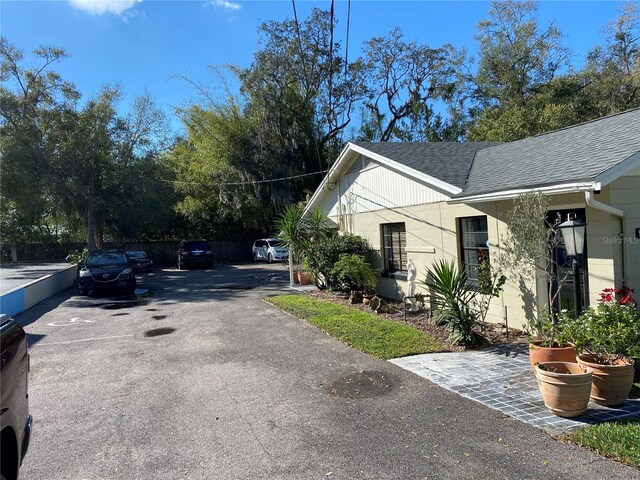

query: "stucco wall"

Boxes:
[326, 189, 629, 331]
[609, 171, 640, 301]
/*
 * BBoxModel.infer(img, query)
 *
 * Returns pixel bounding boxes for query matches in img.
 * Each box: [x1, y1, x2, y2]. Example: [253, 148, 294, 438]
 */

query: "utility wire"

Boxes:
[137, 169, 328, 187]
[291, 0, 309, 91]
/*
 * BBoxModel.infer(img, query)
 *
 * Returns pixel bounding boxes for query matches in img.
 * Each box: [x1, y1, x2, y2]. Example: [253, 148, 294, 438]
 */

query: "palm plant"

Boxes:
[275, 205, 333, 274]
[423, 259, 488, 348]
[275, 205, 307, 272]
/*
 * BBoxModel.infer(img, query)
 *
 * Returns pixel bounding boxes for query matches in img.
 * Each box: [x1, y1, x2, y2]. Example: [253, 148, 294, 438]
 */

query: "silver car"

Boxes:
[252, 238, 289, 263]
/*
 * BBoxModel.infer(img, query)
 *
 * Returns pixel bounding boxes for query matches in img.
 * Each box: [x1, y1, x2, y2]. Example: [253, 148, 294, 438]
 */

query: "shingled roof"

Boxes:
[353, 141, 501, 189]
[455, 108, 640, 199]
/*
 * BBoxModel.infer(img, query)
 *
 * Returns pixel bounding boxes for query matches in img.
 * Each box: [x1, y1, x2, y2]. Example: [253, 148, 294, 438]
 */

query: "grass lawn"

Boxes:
[566, 418, 640, 469]
[266, 294, 445, 359]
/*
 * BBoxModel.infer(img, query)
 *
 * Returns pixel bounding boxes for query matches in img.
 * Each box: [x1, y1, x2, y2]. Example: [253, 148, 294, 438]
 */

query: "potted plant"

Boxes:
[535, 362, 593, 418]
[558, 286, 640, 406]
[527, 312, 577, 372]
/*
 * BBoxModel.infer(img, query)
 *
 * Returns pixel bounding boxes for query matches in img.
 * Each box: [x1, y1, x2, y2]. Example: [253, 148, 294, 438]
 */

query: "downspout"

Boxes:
[585, 190, 626, 286]
[337, 179, 343, 232]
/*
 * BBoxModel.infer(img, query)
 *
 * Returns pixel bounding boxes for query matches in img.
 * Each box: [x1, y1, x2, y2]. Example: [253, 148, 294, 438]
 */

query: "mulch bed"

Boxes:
[306, 289, 529, 352]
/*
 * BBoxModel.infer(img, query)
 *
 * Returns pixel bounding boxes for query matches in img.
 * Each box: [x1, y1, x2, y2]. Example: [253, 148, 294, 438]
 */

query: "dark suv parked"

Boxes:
[76, 250, 137, 296]
[177, 240, 214, 269]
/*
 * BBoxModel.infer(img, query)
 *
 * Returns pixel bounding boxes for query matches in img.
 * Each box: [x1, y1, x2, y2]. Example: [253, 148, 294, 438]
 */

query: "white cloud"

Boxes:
[209, 0, 241, 12]
[68, 0, 142, 16]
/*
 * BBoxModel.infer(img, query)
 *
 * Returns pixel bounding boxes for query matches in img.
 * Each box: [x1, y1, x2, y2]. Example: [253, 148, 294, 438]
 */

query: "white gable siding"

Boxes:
[326, 160, 450, 217]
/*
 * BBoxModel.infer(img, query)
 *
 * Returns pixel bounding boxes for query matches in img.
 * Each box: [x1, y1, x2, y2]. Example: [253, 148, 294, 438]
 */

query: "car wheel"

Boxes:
[77, 283, 87, 296]
[267, 253, 273, 264]
[253, 252, 258, 262]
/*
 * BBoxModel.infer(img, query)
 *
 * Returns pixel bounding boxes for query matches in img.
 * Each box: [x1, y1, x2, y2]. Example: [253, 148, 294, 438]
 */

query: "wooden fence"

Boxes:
[6, 240, 254, 266]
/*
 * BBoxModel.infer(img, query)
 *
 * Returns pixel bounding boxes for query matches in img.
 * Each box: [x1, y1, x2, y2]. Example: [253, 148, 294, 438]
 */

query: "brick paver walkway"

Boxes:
[390, 344, 640, 435]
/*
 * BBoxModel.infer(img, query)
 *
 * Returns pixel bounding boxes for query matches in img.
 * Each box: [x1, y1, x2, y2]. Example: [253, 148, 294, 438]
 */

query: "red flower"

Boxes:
[616, 285, 636, 306]
[598, 288, 616, 304]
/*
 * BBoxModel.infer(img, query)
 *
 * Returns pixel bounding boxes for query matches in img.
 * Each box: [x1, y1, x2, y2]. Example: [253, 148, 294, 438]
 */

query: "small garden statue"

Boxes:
[407, 259, 419, 312]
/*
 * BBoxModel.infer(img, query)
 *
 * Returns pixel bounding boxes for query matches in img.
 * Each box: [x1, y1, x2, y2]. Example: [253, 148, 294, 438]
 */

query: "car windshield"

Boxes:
[127, 251, 147, 258]
[87, 252, 128, 267]
[270, 240, 286, 247]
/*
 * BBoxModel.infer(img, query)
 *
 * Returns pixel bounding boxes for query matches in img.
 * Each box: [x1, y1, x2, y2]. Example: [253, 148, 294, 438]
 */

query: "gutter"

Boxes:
[585, 188, 627, 286]
[448, 182, 596, 204]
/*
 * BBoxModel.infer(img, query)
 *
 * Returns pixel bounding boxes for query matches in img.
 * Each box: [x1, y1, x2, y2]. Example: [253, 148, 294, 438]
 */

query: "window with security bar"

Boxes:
[382, 223, 407, 272]
[458, 216, 489, 283]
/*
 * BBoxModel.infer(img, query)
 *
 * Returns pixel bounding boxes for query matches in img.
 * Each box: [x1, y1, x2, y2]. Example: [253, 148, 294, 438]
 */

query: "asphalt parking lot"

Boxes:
[15, 264, 640, 479]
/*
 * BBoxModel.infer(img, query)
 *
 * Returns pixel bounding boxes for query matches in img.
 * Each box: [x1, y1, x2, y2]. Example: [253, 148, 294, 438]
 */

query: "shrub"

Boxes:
[307, 234, 372, 289]
[330, 254, 377, 294]
[422, 259, 488, 348]
[558, 288, 640, 363]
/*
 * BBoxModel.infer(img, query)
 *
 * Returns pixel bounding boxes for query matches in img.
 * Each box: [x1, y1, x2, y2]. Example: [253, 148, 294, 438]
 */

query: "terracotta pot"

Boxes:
[296, 271, 312, 285]
[535, 362, 593, 418]
[362, 297, 370, 306]
[576, 354, 635, 406]
[528, 341, 578, 373]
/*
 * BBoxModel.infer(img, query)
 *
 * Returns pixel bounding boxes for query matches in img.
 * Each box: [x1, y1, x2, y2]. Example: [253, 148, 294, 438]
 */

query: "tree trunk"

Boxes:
[86, 206, 97, 252]
[94, 223, 104, 250]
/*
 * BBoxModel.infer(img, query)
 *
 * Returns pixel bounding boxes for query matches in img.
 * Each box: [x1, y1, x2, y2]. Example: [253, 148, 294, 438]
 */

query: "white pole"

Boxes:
[289, 247, 294, 287]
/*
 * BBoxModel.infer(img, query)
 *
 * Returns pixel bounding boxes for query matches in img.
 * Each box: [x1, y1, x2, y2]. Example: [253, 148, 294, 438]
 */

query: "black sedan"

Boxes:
[126, 250, 154, 273]
[76, 250, 136, 296]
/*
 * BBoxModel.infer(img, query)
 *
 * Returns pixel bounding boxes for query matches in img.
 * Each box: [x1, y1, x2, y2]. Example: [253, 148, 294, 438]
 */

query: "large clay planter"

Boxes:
[576, 354, 635, 406]
[528, 341, 578, 373]
[296, 271, 312, 285]
[535, 362, 593, 418]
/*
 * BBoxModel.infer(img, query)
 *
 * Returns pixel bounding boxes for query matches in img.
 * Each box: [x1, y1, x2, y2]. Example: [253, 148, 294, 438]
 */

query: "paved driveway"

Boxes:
[16, 264, 639, 479]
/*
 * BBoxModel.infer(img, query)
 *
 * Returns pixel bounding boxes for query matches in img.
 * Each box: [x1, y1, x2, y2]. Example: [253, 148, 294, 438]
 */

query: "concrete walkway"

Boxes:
[391, 344, 640, 436]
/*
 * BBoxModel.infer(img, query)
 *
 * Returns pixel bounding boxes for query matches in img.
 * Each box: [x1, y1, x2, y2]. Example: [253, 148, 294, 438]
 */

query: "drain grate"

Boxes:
[152, 315, 167, 320]
[144, 327, 175, 337]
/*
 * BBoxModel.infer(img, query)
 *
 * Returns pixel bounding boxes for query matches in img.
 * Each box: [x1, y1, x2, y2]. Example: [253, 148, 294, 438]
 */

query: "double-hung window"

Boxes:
[382, 223, 407, 272]
[458, 216, 489, 283]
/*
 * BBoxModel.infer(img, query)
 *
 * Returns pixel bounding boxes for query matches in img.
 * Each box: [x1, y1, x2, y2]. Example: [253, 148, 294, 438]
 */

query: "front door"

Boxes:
[547, 208, 589, 315]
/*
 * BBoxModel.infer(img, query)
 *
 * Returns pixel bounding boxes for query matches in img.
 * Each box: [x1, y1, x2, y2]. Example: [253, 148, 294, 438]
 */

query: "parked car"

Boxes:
[1, 316, 32, 480]
[252, 238, 289, 263]
[76, 250, 137, 296]
[177, 240, 213, 269]
[126, 250, 154, 273]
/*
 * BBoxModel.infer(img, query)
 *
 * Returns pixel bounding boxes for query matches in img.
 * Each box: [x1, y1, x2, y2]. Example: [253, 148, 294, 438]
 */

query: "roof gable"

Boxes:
[353, 141, 501, 189]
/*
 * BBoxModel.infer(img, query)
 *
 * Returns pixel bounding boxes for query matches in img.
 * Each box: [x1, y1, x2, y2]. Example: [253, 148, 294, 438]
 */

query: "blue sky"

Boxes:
[2, 1, 628, 133]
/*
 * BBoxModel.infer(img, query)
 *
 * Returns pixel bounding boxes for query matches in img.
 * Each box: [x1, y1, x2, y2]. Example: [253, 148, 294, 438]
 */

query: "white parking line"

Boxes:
[34, 334, 133, 346]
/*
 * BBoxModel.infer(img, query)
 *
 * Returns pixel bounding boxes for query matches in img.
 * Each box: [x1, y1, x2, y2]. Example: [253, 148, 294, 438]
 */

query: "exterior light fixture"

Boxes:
[557, 214, 587, 318]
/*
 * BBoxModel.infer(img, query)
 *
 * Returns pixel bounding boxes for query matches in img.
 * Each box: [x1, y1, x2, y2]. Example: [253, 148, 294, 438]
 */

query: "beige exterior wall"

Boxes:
[328, 200, 533, 329]
[609, 171, 640, 303]
[323, 186, 634, 331]
[318, 155, 638, 329]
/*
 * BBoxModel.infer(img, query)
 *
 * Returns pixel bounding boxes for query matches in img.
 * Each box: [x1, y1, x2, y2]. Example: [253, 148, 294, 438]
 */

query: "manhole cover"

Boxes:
[326, 370, 395, 399]
[144, 327, 175, 337]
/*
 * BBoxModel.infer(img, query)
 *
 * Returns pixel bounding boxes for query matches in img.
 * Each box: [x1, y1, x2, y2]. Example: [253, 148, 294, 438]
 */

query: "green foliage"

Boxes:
[500, 192, 570, 326]
[476, 255, 507, 326]
[275, 205, 333, 272]
[306, 234, 372, 290]
[558, 298, 640, 363]
[422, 259, 488, 348]
[66, 248, 88, 265]
[267, 295, 444, 359]
[568, 419, 640, 468]
[330, 254, 377, 294]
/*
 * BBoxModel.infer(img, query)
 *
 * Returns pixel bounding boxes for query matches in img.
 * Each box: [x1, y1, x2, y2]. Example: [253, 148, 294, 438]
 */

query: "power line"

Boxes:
[137, 169, 328, 187]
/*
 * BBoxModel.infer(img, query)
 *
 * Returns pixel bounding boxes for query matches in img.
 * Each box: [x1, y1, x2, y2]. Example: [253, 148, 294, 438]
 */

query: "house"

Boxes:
[304, 108, 640, 329]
